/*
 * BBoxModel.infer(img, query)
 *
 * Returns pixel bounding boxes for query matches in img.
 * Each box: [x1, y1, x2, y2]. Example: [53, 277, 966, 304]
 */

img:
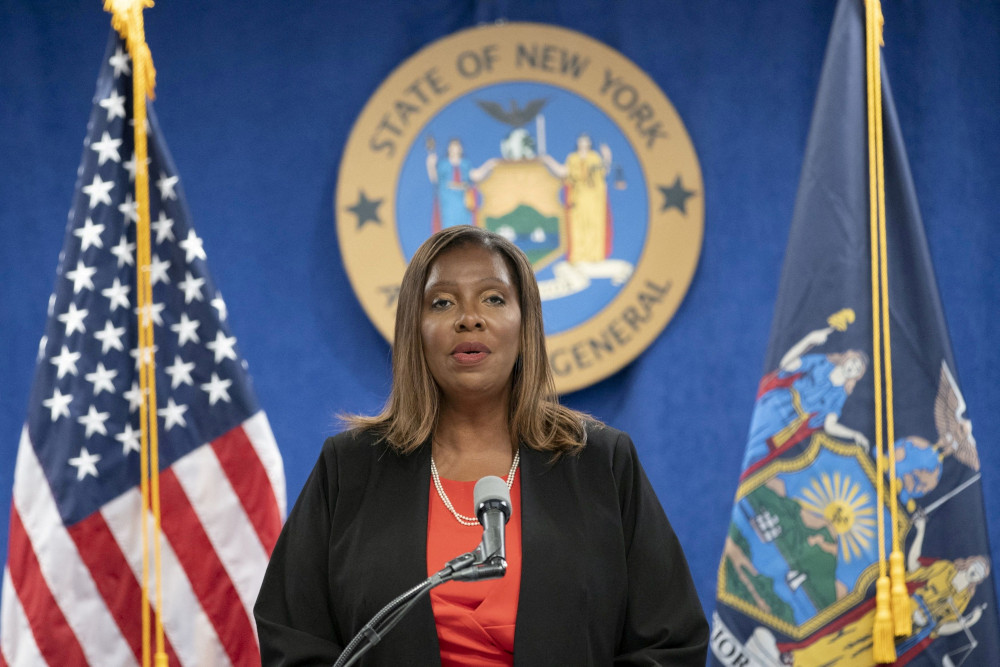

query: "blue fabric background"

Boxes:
[2, 0, 998, 618]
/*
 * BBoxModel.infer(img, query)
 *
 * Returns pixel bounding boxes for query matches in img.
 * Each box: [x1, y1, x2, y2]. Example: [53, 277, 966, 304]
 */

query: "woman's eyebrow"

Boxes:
[424, 276, 510, 291]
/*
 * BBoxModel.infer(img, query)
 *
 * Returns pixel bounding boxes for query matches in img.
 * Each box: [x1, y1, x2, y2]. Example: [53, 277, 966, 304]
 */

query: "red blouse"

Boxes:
[426, 469, 522, 666]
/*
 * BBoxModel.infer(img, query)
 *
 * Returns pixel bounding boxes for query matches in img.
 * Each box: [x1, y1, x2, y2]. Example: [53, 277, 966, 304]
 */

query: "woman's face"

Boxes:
[967, 561, 987, 584]
[840, 355, 865, 380]
[420, 244, 521, 406]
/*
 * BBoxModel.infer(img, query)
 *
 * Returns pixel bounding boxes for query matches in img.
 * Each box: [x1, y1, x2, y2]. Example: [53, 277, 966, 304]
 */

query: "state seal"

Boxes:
[336, 22, 704, 393]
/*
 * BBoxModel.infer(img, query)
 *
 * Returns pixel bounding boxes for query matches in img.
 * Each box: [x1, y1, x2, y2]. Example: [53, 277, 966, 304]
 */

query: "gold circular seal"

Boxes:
[336, 22, 703, 394]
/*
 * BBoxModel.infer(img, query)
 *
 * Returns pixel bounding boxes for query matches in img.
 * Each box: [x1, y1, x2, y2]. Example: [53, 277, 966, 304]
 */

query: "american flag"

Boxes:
[0, 32, 286, 666]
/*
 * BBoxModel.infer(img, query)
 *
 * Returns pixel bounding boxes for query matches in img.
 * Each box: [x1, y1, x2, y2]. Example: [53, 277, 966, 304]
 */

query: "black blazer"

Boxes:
[254, 424, 708, 665]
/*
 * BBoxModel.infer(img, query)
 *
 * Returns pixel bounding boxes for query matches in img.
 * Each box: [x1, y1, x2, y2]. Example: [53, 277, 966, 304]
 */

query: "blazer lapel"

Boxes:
[513, 446, 590, 665]
[366, 442, 443, 665]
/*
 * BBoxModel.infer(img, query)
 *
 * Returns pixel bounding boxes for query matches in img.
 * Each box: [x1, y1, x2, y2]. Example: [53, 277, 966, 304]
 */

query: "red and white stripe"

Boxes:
[0, 415, 285, 666]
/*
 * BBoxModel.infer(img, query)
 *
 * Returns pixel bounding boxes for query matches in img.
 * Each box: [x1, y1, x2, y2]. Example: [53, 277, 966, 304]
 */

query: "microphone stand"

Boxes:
[332, 549, 506, 667]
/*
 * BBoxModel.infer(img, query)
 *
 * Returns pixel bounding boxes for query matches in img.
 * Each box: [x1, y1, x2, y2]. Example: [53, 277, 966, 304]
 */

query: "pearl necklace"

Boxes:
[430, 449, 519, 526]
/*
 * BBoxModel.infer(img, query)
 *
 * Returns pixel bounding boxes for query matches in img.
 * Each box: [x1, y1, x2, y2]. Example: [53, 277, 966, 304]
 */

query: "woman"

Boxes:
[759, 511, 991, 666]
[426, 137, 497, 230]
[254, 226, 708, 665]
[541, 132, 613, 264]
[743, 325, 870, 472]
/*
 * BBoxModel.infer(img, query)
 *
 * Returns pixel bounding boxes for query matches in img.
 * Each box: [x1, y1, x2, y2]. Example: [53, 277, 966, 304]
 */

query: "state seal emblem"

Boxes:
[336, 22, 704, 393]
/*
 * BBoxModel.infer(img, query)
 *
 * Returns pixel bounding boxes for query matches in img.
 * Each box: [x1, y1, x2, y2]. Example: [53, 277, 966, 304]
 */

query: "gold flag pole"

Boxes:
[103, 2, 167, 666]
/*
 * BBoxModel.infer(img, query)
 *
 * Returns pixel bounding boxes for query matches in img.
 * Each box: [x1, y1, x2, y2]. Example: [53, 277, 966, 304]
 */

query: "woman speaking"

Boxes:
[254, 226, 708, 665]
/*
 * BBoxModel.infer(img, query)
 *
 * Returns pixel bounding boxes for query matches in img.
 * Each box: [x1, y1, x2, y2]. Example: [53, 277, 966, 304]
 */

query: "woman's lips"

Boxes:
[451, 342, 490, 364]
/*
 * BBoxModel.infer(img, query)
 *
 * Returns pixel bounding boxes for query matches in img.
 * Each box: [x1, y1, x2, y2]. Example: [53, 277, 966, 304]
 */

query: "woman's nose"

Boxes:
[455, 307, 485, 331]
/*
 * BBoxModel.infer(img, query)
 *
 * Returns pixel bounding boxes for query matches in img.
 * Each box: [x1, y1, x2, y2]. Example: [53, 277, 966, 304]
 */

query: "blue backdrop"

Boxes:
[2, 0, 998, 620]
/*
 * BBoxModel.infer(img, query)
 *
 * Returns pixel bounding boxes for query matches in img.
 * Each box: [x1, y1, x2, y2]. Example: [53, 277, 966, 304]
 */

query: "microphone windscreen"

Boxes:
[474, 475, 511, 517]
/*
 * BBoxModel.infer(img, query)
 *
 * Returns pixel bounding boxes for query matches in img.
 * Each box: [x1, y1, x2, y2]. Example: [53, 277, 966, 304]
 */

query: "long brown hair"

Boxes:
[345, 226, 590, 455]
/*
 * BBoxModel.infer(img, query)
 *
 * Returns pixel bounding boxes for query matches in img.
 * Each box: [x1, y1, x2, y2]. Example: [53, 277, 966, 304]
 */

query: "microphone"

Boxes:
[474, 475, 511, 563]
[451, 475, 510, 581]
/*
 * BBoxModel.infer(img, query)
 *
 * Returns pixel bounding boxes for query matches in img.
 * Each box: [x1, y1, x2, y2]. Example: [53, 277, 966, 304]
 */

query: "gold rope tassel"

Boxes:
[890, 550, 913, 635]
[865, 0, 898, 661]
[103, 2, 165, 667]
[866, 0, 914, 643]
[873, 576, 897, 663]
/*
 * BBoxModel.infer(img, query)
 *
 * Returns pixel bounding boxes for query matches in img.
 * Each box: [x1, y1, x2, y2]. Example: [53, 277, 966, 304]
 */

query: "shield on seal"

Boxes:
[719, 434, 899, 639]
[477, 158, 566, 272]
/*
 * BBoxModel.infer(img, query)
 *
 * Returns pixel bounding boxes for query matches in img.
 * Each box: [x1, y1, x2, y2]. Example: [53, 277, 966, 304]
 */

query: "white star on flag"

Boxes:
[110, 235, 137, 267]
[74, 218, 106, 250]
[108, 45, 130, 77]
[156, 174, 179, 200]
[82, 173, 115, 208]
[206, 330, 238, 364]
[135, 301, 166, 328]
[178, 271, 205, 304]
[101, 277, 131, 312]
[68, 446, 102, 480]
[90, 130, 122, 165]
[66, 260, 98, 293]
[85, 362, 118, 395]
[165, 355, 196, 389]
[160, 398, 188, 431]
[128, 117, 152, 135]
[94, 320, 126, 354]
[201, 372, 233, 406]
[114, 423, 142, 455]
[122, 152, 150, 182]
[171, 313, 201, 346]
[152, 210, 175, 243]
[148, 254, 171, 286]
[57, 303, 89, 336]
[212, 295, 228, 322]
[42, 388, 74, 422]
[50, 345, 82, 379]
[179, 229, 206, 263]
[123, 381, 143, 413]
[118, 192, 138, 224]
[77, 405, 111, 438]
[129, 344, 159, 371]
[98, 90, 126, 121]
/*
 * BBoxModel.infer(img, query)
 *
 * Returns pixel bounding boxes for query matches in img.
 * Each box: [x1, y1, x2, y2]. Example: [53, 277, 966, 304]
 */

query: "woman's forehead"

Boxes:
[425, 245, 513, 284]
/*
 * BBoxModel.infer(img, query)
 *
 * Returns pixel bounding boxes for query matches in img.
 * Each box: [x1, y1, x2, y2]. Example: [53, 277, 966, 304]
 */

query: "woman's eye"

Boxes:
[486, 294, 505, 305]
[430, 298, 451, 309]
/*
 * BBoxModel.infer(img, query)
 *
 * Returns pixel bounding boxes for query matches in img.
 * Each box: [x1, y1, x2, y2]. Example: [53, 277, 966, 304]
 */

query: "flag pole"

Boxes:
[103, 2, 167, 666]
